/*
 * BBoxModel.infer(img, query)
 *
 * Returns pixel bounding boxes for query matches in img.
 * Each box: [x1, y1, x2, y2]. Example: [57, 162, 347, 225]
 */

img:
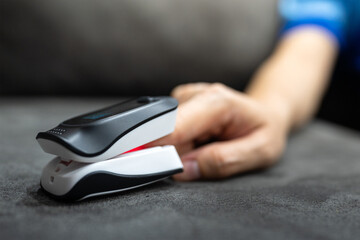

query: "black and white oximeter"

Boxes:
[36, 96, 183, 201]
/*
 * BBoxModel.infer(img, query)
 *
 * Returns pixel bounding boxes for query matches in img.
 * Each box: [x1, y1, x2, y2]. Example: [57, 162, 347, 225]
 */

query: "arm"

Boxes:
[247, 27, 338, 132]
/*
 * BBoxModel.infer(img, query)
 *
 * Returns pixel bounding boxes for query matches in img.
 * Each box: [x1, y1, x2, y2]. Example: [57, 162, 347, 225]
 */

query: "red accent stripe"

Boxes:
[60, 160, 72, 166]
[122, 145, 147, 154]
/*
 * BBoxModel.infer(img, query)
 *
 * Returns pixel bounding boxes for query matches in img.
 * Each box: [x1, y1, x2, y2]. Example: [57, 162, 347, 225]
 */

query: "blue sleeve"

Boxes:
[279, 0, 348, 46]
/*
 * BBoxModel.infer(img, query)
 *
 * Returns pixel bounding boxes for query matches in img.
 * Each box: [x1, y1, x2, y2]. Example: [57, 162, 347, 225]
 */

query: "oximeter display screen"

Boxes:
[63, 99, 148, 125]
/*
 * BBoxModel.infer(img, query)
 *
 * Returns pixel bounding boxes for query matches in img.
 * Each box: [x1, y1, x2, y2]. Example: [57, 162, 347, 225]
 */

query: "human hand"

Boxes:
[149, 83, 291, 181]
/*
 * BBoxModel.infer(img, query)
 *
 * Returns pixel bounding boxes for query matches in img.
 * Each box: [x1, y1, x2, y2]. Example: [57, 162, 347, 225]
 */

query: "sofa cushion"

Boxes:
[0, 0, 280, 95]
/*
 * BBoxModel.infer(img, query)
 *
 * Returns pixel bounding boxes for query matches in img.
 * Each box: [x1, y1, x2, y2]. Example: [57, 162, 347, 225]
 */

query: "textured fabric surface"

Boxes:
[0, 98, 360, 240]
[0, 0, 279, 95]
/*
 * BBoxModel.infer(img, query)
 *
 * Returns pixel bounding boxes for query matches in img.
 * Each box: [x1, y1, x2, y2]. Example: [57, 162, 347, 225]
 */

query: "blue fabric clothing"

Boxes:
[279, 0, 360, 71]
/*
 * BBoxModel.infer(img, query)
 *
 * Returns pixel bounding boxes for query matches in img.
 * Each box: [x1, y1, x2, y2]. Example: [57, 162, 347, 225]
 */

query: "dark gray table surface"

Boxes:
[1, 98, 360, 240]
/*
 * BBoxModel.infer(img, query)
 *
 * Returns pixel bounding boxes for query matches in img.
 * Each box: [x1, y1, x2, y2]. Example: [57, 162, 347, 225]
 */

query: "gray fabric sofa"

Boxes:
[1, 1, 360, 239]
[1, 0, 279, 95]
[1, 98, 360, 240]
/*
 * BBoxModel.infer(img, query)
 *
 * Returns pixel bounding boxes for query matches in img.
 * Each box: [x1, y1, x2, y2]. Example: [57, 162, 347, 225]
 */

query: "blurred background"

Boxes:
[0, 0, 280, 95]
[1, 0, 359, 131]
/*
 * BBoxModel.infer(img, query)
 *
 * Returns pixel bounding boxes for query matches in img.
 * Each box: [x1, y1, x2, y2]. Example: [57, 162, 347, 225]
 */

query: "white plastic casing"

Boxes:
[37, 110, 177, 163]
[40, 145, 183, 200]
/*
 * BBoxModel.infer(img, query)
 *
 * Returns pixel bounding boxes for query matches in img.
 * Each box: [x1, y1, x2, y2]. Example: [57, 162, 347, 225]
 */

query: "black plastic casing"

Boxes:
[36, 97, 178, 157]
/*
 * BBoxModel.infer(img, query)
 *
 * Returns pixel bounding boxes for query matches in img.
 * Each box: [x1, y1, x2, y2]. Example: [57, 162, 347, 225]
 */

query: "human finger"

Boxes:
[173, 131, 282, 181]
[149, 86, 234, 147]
[171, 82, 211, 103]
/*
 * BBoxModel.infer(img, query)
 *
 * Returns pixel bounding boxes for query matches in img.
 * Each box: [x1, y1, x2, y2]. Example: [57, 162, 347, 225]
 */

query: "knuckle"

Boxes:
[207, 82, 226, 94]
[208, 146, 229, 178]
[173, 83, 199, 95]
[259, 139, 283, 166]
[203, 83, 234, 107]
[171, 85, 187, 97]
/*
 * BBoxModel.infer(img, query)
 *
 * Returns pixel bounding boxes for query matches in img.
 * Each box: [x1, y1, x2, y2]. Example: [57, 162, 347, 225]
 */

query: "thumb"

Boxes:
[174, 144, 228, 181]
[174, 133, 273, 181]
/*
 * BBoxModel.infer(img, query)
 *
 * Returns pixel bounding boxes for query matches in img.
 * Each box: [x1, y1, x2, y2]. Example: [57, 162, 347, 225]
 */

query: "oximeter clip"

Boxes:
[36, 97, 183, 201]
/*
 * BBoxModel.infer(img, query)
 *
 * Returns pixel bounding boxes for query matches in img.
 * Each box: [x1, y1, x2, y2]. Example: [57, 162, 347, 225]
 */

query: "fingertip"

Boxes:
[171, 85, 183, 99]
[174, 160, 201, 181]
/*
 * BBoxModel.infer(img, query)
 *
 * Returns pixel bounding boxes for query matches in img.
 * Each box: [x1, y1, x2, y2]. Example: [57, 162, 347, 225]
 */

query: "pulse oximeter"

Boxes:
[36, 96, 183, 201]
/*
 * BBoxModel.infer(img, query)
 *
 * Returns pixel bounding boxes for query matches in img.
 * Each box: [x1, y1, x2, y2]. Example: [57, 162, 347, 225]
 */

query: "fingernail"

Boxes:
[175, 160, 200, 181]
